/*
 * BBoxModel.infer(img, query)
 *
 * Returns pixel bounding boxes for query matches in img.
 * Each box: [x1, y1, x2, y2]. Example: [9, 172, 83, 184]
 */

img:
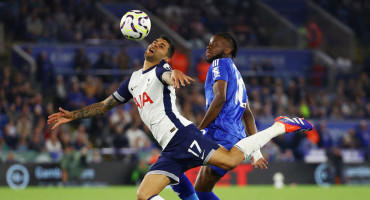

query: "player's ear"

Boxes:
[224, 48, 232, 56]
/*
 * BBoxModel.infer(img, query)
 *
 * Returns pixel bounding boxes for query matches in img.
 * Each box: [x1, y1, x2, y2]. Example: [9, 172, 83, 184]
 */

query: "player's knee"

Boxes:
[136, 189, 149, 200]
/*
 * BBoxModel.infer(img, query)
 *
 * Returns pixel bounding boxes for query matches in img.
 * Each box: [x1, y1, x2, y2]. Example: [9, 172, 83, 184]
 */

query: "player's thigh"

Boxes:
[207, 146, 245, 170]
[194, 166, 223, 192]
[137, 174, 171, 200]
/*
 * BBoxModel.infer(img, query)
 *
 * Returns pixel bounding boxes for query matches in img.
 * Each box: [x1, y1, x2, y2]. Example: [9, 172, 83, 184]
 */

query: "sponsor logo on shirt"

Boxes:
[134, 92, 153, 109]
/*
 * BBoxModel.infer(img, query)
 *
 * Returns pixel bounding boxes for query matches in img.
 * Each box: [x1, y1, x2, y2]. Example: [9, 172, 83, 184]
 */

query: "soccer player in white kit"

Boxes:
[48, 35, 313, 200]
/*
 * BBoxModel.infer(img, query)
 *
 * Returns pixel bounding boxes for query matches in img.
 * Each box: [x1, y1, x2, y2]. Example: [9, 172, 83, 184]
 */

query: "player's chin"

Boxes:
[205, 56, 213, 63]
[144, 53, 155, 61]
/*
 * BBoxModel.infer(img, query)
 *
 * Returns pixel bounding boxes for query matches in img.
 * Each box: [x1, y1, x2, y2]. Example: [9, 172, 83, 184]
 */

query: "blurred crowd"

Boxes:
[0, 65, 157, 163]
[1, 0, 267, 47]
[1, 61, 369, 163]
[313, 0, 370, 45]
[1, 0, 122, 43]
[245, 75, 370, 161]
[140, 0, 268, 48]
[246, 74, 370, 120]
[0, 0, 369, 165]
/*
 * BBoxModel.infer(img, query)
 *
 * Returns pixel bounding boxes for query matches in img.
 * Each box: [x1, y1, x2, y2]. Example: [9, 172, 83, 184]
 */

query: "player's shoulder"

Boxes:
[157, 59, 172, 71]
[155, 59, 172, 82]
[211, 58, 233, 68]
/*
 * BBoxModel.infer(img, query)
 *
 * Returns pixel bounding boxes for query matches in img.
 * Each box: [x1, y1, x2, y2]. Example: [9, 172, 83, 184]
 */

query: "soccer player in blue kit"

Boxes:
[172, 33, 268, 200]
[48, 35, 312, 200]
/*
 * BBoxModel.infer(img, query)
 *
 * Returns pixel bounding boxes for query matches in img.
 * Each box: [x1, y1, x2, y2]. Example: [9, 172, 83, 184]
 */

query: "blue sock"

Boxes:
[196, 192, 220, 200]
[171, 174, 198, 200]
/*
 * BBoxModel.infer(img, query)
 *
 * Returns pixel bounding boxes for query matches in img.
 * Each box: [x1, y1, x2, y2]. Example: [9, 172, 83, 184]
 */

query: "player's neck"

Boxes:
[143, 60, 160, 71]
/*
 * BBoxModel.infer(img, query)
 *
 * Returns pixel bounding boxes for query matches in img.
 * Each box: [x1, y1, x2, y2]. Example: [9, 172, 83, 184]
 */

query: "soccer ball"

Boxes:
[120, 10, 151, 41]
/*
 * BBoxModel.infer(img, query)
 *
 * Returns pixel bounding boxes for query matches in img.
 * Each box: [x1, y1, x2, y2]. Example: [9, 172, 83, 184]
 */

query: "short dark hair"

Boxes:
[215, 32, 238, 59]
[160, 35, 175, 58]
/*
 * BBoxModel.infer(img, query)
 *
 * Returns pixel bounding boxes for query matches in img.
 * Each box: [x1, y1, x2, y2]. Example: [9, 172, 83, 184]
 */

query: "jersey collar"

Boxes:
[142, 59, 166, 74]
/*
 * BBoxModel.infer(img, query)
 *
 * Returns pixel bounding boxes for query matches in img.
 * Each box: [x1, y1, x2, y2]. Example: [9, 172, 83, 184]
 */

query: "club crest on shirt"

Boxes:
[212, 66, 221, 80]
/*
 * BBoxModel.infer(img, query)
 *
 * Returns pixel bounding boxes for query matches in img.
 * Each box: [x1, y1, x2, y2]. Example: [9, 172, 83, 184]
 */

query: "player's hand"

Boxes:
[47, 107, 74, 130]
[171, 69, 194, 88]
[251, 156, 268, 170]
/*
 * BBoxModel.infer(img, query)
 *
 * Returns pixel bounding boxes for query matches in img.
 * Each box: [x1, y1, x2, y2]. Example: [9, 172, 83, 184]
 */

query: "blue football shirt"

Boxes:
[204, 58, 248, 140]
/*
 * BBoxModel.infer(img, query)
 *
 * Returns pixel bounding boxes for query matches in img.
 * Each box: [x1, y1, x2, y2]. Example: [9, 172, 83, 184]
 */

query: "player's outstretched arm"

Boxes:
[162, 69, 194, 88]
[47, 95, 120, 130]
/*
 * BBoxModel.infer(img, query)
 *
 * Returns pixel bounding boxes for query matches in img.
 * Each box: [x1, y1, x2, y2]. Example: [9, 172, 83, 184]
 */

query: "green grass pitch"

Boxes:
[1, 185, 369, 200]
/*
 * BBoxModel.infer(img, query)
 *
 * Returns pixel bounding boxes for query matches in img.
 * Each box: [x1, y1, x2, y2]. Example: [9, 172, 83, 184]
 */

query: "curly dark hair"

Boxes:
[214, 32, 238, 59]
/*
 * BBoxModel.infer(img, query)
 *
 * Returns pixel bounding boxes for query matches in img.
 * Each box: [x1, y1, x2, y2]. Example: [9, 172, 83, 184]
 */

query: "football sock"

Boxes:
[148, 194, 165, 200]
[183, 194, 199, 200]
[196, 191, 220, 200]
[171, 174, 199, 200]
[235, 123, 285, 158]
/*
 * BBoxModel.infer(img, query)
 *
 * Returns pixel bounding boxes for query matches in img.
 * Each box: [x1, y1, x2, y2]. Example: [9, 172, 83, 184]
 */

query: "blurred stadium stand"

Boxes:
[263, 0, 308, 27]
[0, 0, 369, 186]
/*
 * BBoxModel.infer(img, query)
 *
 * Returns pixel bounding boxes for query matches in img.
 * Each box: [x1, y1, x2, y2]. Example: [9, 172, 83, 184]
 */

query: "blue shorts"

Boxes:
[203, 128, 244, 176]
[148, 124, 220, 184]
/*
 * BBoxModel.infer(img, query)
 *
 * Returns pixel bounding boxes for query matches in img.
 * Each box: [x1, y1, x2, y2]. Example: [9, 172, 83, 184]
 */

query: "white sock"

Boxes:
[148, 195, 165, 200]
[235, 123, 285, 158]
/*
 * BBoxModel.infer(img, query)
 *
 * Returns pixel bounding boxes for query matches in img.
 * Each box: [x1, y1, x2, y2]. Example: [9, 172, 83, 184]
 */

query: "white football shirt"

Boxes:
[112, 59, 192, 149]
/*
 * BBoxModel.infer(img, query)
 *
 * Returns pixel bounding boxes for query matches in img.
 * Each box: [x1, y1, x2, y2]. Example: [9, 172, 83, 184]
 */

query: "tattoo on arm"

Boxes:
[72, 96, 120, 120]
[104, 96, 120, 110]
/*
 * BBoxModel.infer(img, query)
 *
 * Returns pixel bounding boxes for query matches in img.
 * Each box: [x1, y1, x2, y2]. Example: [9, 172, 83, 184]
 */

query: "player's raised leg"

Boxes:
[137, 174, 170, 200]
[208, 116, 312, 170]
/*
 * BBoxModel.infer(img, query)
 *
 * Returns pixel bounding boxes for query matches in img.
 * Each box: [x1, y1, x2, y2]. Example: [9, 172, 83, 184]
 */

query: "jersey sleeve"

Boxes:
[155, 59, 172, 84]
[211, 59, 229, 83]
[112, 77, 132, 104]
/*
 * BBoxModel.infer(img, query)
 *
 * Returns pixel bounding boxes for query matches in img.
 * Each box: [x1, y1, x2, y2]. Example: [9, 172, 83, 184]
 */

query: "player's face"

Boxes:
[145, 38, 170, 62]
[205, 35, 231, 63]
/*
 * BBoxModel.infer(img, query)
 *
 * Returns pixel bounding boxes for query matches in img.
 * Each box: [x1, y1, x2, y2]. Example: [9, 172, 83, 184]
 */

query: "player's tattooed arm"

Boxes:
[48, 95, 120, 130]
[162, 69, 194, 88]
[72, 95, 120, 120]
